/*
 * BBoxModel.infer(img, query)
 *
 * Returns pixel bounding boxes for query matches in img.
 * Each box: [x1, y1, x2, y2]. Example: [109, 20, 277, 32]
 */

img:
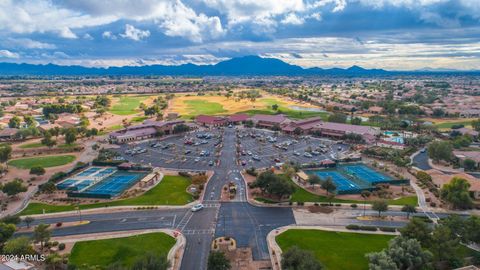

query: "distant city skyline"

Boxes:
[0, 0, 479, 70]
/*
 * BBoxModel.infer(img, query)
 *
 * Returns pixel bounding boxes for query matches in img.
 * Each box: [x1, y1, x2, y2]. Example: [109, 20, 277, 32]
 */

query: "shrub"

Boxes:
[30, 166, 46, 175]
[379, 227, 396, 232]
[359, 226, 377, 231]
[346, 224, 360, 230]
[351, 204, 358, 208]
[58, 243, 65, 250]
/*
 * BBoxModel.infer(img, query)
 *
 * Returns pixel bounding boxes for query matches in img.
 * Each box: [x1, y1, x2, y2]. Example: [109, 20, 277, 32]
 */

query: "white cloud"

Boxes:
[0, 50, 19, 58]
[5, 38, 56, 49]
[83, 33, 94, 40]
[102, 31, 117, 39]
[60, 27, 77, 39]
[120, 24, 150, 41]
[281, 13, 305, 25]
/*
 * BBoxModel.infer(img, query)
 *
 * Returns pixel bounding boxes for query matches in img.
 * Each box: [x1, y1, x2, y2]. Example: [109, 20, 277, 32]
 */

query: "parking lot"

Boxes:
[234, 127, 349, 168]
[115, 126, 350, 171]
[117, 128, 225, 170]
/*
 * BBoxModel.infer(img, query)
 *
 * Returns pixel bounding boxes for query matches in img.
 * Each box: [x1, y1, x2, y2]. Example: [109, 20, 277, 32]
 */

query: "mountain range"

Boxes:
[0, 55, 477, 76]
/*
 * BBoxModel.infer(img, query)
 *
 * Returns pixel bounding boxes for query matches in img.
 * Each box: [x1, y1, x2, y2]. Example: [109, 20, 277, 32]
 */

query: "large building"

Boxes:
[196, 115, 228, 127]
[250, 114, 289, 128]
[310, 121, 379, 143]
[109, 120, 185, 144]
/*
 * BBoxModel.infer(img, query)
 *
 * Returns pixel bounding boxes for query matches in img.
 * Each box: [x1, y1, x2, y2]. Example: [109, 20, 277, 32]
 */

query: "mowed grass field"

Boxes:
[20, 175, 193, 215]
[7, 155, 76, 169]
[168, 94, 329, 119]
[69, 232, 175, 268]
[109, 95, 153, 115]
[276, 229, 393, 270]
[420, 117, 475, 130]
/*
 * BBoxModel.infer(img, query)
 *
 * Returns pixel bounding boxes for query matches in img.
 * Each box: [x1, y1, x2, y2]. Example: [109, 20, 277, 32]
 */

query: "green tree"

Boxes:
[367, 236, 432, 270]
[272, 104, 279, 110]
[41, 131, 57, 147]
[0, 222, 16, 244]
[207, 251, 231, 270]
[463, 158, 476, 171]
[429, 225, 461, 267]
[361, 190, 371, 216]
[367, 251, 398, 270]
[282, 246, 322, 270]
[427, 141, 453, 163]
[472, 119, 480, 132]
[45, 253, 63, 270]
[440, 177, 473, 209]
[400, 218, 432, 247]
[401, 204, 416, 219]
[320, 177, 336, 195]
[23, 115, 35, 127]
[351, 117, 362, 125]
[372, 200, 388, 217]
[8, 116, 21, 128]
[64, 128, 77, 145]
[328, 113, 347, 123]
[131, 253, 170, 270]
[33, 223, 51, 248]
[2, 179, 27, 197]
[23, 216, 35, 228]
[3, 236, 34, 255]
[30, 166, 46, 175]
[308, 174, 321, 189]
[0, 143, 12, 163]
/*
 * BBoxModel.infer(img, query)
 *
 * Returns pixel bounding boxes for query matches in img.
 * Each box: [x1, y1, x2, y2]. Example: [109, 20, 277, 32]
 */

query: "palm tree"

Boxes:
[361, 190, 371, 216]
[401, 204, 417, 219]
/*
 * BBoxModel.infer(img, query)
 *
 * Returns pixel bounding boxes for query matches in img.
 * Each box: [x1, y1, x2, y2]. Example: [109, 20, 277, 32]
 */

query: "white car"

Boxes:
[191, 203, 204, 212]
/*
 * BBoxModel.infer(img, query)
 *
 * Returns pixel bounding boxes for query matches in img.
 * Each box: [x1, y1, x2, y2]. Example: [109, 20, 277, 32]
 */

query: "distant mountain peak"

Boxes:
[0, 56, 475, 76]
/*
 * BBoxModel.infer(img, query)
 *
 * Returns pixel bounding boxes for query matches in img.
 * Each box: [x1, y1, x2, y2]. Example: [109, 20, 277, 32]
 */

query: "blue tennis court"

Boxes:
[77, 167, 102, 177]
[82, 172, 146, 197]
[73, 180, 94, 191]
[93, 167, 116, 177]
[341, 164, 392, 183]
[310, 171, 361, 192]
[56, 179, 77, 190]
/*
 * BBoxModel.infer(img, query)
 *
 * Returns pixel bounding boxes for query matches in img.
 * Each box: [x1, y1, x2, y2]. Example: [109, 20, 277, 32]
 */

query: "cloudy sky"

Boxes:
[0, 0, 479, 70]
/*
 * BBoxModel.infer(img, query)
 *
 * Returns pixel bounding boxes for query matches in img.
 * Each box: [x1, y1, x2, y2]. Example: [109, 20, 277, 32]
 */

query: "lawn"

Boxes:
[288, 179, 417, 206]
[18, 142, 44, 149]
[69, 232, 175, 268]
[19, 175, 193, 215]
[109, 96, 149, 115]
[8, 155, 76, 169]
[276, 229, 393, 270]
[184, 99, 227, 116]
[131, 116, 149, 123]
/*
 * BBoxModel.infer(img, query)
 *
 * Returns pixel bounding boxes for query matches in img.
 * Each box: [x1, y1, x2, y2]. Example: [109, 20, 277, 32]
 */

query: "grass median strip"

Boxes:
[69, 232, 175, 268]
[20, 175, 193, 215]
[276, 229, 393, 270]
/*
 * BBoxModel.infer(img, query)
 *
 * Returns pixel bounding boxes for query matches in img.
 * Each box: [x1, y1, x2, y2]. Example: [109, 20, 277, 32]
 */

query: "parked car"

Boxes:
[304, 152, 313, 158]
[208, 160, 214, 166]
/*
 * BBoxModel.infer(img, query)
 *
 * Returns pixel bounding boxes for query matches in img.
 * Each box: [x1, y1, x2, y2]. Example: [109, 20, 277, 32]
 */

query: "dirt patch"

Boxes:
[307, 205, 334, 214]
